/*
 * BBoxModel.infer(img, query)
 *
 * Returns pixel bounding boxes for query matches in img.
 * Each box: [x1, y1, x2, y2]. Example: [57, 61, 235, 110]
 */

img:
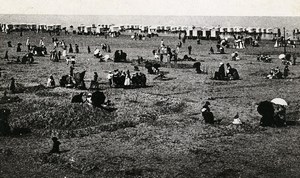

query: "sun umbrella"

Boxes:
[278, 54, 285, 59]
[271, 98, 288, 106]
[94, 49, 100, 55]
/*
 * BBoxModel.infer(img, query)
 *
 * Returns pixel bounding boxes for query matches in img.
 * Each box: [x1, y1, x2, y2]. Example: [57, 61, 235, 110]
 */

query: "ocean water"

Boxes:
[0, 14, 299, 32]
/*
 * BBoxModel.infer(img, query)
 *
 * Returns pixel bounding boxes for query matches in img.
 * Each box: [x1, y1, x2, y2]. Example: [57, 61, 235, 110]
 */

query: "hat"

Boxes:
[205, 101, 210, 105]
[109, 71, 112, 73]
[219, 62, 224, 65]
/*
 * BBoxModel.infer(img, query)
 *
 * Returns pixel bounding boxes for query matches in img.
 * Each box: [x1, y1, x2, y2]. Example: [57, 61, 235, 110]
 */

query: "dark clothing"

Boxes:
[4, 51, 8, 60]
[9, 79, 16, 93]
[69, 44, 73, 53]
[50, 140, 61, 154]
[88, 46, 91, 53]
[217, 64, 225, 80]
[75, 45, 79, 53]
[70, 66, 74, 76]
[188, 45, 192, 55]
[202, 104, 214, 124]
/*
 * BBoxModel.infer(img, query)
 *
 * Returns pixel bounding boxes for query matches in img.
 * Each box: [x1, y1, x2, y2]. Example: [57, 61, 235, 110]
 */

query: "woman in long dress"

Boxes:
[124, 70, 131, 88]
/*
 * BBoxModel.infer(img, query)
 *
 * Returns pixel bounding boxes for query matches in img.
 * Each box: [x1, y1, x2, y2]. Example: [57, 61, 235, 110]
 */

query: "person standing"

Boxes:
[26, 37, 30, 51]
[70, 65, 74, 77]
[9, 77, 16, 94]
[283, 65, 289, 78]
[188, 45, 192, 55]
[87, 46, 91, 53]
[75, 44, 79, 53]
[58, 51, 62, 60]
[4, 51, 8, 61]
[17, 43, 22, 52]
[62, 47, 67, 58]
[69, 44, 73, 53]
[160, 39, 164, 47]
[107, 71, 113, 87]
[39, 38, 44, 46]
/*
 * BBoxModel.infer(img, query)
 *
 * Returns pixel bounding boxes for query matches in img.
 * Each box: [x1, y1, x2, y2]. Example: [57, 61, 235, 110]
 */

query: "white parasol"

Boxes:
[278, 54, 285, 60]
[271, 98, 288, 106]
[94, 49, 100, 55]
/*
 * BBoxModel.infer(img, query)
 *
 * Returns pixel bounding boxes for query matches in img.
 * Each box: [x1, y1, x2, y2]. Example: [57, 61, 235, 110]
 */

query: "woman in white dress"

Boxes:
[124, 70, 131, 88]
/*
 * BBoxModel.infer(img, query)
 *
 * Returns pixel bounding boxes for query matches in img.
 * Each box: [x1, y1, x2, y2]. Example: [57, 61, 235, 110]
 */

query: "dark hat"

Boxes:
[205, 101, 210, 105]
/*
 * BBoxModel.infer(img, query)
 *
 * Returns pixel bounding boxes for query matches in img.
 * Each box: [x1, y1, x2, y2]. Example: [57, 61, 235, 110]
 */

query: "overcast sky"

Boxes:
[0, 0, 300, 16]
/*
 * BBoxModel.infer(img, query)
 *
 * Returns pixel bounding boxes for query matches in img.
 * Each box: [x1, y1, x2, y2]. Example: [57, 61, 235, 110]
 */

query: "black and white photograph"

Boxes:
[0, 0, 300, 177]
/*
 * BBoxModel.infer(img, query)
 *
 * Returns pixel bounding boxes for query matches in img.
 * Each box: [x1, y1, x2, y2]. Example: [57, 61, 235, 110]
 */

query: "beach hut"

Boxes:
[234, 26, 244, 33]
[273, 27, 281, 37]
[266, 28, 273, 34]
[246, 27, 256, 34]
[77, 24, 85, 34]
[255, 27, 262, 34]
[202, 27, 212, 39]
[20, 23, 28, 30]
[227, 27, 234, 33]
[96, 25, 106, 35]
[165, 26, 171, 32]
[109, 26, 120, 32]
[220, 27, 228, 33]
[139, 25, 148, 33]
[12, 23, 21, 31]
[37, 24, 47, 32]
[148, 26, 158, 35]
[211, 28, 220, 39]
[47, 24, 54, 32]
[84, 26, 92, 35]
[171, 26, 179, 33]
[68, 25, 74, 32]
[54, 24, 62, 31]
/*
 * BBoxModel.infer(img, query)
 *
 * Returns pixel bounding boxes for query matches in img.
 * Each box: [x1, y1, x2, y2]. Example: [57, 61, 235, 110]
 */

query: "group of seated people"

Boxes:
[266, 66, 289, 79]
[266, 67, 283, 79]
[114, 50, 127, 62]
[214, 62, 240, 80]
[257, 54, 271, 62]
[107, 69, 147, 88]
[231, 51, 240, 61]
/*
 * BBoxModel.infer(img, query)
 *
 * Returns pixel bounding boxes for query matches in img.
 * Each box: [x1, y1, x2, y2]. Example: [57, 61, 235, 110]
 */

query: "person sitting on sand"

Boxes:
[201, 101, 214, 124]
[274, 105, 287, 127]
[49, 137, 61, 154]
[46, 75, 56, 88]
[209, 47, 214, 54]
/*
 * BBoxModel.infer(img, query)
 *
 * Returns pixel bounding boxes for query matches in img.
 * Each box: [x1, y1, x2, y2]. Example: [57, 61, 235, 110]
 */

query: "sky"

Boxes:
[0, 0, 300, 16]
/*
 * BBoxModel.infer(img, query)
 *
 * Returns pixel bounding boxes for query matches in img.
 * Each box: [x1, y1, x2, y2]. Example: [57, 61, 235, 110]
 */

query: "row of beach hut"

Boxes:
[1, 22, 300, 39]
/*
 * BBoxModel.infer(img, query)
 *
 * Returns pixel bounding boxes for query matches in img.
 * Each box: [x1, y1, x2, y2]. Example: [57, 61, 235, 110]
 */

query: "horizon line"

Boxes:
[1, 13, 300, 18]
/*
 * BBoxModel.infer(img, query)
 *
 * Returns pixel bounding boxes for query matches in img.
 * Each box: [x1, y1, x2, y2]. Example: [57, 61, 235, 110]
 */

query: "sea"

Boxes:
[1, 14, 300, 32]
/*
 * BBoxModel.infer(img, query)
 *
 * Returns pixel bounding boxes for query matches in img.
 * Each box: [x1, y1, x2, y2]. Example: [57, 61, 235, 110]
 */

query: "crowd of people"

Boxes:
[3, 29, 297, 131]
